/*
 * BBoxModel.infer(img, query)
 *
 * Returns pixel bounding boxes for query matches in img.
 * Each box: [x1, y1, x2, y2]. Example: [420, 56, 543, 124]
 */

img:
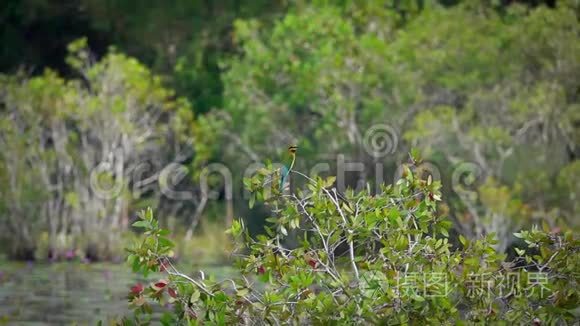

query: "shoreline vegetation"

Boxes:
[0, 0, 578, 324]
[2, 1, 578, 262]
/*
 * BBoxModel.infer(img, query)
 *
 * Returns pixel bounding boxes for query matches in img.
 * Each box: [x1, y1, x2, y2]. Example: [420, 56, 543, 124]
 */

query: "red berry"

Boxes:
[152, 279, 169, 292]
[308, 259, 317, 268]
[130, 283, 144, 295]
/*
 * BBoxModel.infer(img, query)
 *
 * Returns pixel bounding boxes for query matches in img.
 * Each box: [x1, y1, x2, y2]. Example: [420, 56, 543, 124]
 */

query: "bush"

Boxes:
[126, 154, 579, 324]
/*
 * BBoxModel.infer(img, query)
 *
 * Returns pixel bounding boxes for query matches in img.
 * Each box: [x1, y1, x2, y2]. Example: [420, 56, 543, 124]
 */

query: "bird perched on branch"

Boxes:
[280, 145, 298, 191]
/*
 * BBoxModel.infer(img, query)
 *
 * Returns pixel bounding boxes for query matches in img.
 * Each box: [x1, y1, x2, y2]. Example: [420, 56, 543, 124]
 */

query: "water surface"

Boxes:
[0, 262, 230, 325]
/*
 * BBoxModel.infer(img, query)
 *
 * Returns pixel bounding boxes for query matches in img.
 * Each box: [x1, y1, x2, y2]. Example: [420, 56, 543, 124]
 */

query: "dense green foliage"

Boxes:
[0, 0, 578, 264]
[127, 157, 579, 324]
[1, 0, 579, 323]
[198, 0, 580, 252]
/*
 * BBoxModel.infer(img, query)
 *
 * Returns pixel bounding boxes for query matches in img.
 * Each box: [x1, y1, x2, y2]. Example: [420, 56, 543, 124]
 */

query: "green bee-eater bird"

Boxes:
[280, 145, 298, 191]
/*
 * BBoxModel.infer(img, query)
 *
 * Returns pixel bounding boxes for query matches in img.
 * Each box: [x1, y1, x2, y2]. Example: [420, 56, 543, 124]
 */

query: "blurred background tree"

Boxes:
[0, 39, 194, 259]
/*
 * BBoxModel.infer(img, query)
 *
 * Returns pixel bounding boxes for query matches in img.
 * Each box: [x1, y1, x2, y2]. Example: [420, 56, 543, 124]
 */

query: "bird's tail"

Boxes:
[280, 165, 289, 191]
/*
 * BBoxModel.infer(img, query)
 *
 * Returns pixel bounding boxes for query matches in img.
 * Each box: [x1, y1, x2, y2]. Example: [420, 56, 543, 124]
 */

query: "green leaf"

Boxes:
[236, 288, 250, 297]
[324, 176, 337, 188]
[190, 290, 200, 303]
[410, 148, 421, 163]
[459, 235, 468, 247]
[132, 255, 141, 272]
[249, 194, 256, 209]
[132, 220, 150, 228]
[158, 237, 174, 248]
[146, 207, 154, 221]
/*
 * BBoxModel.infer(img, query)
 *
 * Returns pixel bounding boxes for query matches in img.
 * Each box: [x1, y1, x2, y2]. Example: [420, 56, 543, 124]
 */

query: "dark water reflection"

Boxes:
[0, 262, 230, 325]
